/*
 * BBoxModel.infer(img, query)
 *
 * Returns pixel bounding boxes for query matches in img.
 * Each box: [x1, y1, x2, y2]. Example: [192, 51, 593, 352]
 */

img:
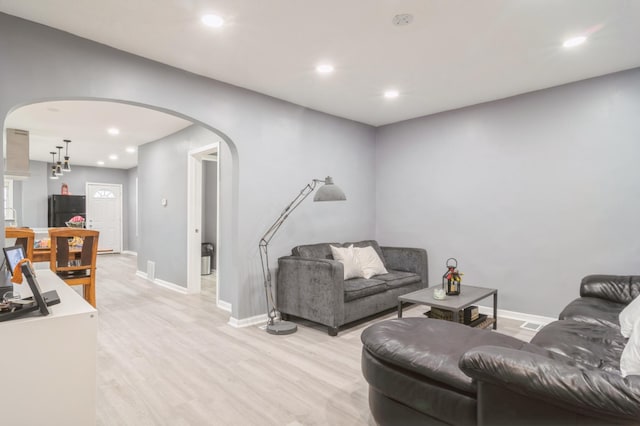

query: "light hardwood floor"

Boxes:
[94, 254, 536, 426]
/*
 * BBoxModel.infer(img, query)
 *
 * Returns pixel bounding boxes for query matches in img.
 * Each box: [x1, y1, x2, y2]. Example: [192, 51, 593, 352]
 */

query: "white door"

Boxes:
[86, 182, 122, 252]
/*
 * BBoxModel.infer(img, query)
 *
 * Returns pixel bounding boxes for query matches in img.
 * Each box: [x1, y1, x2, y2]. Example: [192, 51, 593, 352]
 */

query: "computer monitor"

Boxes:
[3, 245, 25, 276]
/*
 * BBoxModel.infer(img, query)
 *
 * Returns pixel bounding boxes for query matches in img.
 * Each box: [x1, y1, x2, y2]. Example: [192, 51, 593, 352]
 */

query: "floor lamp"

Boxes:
[259, 176, 347, 335]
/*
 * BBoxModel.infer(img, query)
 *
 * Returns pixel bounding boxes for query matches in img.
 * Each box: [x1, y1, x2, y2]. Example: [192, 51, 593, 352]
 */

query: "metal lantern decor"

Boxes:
[442, 258, 462, 295]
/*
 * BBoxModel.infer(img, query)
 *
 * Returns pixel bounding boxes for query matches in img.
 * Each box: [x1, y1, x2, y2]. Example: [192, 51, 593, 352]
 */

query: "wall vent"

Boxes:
[520, 321, 543, 331]
[147, 261, 156, 281]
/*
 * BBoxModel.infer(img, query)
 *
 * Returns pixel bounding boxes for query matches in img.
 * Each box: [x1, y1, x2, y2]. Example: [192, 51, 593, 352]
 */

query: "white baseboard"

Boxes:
[217, 299, 232, 312]
[476, 305, 555, 326]
[228, 313, 267, 328]
[121, 250, 137, 256]
[135, 270, 189, 294]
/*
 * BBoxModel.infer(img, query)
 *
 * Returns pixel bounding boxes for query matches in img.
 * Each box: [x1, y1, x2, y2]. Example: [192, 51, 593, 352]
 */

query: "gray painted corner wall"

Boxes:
[375, 68, 640, 317]
[0, 13, 377, 320]
[11, 12, 633, 320]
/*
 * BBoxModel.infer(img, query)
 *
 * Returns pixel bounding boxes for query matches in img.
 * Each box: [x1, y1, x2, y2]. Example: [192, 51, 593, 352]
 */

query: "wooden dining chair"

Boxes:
[48, 228, 99, 308]
[5, 227, 35, 261]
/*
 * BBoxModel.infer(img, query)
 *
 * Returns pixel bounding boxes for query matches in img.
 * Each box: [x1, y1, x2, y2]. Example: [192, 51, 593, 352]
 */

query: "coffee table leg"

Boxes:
[493, 292, 498, 330]
[398, 301, 403, 318]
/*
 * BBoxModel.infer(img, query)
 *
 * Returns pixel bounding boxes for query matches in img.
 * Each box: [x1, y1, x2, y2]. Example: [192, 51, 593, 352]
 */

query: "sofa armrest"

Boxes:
[276, 256, 345, 327]
[580, 275, 638, 304]
[380, 246, 428, 286]
[460, 345, 640, 423]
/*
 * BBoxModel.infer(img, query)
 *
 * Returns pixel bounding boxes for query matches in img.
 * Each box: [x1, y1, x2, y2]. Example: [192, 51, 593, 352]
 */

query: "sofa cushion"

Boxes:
[345, 240, 387, 267]
[292, 240, 387, 265]
[344, 277, 386, 302]
[361, 318, 535, 394]
[354, 246, 388, 279]
[619, 294, 640, 338]
[581, 275, 640, 305]
[362, 349, 477, 425]
[330, 245, 363, 280]
[559, 297, 626, 329]
[621, 317, 640, 376]
[292, 242, 338, 259]
[374, 269, 420, 289]
[530, 320, 626, 374]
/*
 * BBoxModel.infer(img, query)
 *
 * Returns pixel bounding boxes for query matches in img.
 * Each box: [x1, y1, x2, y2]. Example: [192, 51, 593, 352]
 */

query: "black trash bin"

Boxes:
[201, 243, 214, 275]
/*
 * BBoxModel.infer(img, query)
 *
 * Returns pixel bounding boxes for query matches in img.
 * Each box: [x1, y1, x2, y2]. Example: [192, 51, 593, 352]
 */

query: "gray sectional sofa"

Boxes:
[276, 240, 428, 336]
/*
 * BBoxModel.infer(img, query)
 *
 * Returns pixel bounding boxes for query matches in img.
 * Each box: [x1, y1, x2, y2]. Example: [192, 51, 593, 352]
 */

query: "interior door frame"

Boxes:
[85, 182, 123, 253]
[187, 142, 219, 300]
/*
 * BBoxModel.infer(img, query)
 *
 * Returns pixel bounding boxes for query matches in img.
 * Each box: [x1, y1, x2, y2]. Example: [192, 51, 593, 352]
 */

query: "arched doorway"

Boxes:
[3, 99, 237, 311]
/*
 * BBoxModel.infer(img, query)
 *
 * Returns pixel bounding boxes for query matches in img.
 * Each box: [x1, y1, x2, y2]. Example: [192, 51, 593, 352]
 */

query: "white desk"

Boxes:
[0, 269, 97, 425]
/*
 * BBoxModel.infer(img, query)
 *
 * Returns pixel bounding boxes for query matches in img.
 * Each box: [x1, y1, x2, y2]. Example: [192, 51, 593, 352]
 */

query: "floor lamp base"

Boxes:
[266, 320, 298, 335]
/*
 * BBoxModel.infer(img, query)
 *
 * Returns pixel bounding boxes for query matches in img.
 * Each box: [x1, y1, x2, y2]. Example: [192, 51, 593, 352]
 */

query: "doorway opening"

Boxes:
[3, 98, 238, 316]
[187, 143, 224, 309]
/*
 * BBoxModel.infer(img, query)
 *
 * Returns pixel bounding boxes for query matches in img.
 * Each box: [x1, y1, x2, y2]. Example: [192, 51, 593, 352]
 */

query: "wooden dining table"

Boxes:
[33, 247, 113, 262]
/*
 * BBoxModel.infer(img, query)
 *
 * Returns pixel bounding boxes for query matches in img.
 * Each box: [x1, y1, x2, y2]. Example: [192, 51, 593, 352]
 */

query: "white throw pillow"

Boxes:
[621, 317, 640, 376]
[619, 295, 640, 338]
[355, 246, 388, 279]
[330, 245, 363, 280]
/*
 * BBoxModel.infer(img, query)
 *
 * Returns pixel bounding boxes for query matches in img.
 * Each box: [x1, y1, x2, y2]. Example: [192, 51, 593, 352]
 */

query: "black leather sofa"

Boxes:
[361, 275, 640, 425]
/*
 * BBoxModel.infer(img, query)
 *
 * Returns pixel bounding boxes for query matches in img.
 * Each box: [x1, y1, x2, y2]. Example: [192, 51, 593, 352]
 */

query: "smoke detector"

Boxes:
[392, 14, 414, 26]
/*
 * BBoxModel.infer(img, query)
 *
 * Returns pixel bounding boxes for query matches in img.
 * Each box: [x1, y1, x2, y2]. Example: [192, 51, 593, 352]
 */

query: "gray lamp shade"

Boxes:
[313, 176, 346, 202]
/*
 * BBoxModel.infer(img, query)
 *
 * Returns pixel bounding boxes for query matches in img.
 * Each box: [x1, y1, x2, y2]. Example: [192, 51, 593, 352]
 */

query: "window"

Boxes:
[94, 189, 115, 199]
[4, 179, 14, 221]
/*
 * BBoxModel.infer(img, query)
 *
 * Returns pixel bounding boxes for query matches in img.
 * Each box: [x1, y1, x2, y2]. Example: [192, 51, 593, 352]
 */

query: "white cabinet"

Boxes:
[0, 270, 97, 425]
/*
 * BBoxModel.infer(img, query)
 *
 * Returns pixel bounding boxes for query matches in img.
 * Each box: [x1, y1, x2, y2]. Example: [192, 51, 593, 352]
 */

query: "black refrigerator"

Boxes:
[48, 195, 86, 227]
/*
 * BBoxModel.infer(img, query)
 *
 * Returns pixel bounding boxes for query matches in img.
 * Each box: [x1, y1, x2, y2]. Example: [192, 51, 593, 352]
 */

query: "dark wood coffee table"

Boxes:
[398, 285, 498, 330]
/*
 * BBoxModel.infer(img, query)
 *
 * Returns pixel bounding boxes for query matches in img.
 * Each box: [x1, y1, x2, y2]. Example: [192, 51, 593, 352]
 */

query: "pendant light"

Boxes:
[49, 152, 59, 180]
[62, 139, 71, 172]
[55, 146, 63, 176]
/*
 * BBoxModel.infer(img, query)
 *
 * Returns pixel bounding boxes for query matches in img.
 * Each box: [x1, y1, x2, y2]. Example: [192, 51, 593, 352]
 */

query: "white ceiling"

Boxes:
[1, 0, 639, 151]
[5, 101, 191, 169]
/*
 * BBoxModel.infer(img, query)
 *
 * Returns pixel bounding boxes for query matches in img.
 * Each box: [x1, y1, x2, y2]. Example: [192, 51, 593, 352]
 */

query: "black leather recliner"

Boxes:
[361, 275, 640, 425]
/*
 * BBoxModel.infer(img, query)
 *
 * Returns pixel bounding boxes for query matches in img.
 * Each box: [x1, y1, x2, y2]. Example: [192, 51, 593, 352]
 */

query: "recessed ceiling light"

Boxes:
[109, 154, 118, 160]
[126, 146, 136, 153]
[392, 14, 414, 26]
[107, 127, 120, 135]
[316, 64, 334, 74]
[96, 160, 105, 166]
[384, 90, 399, 99]
[563, 36, 587, 48]
[201, 14, 225, 28]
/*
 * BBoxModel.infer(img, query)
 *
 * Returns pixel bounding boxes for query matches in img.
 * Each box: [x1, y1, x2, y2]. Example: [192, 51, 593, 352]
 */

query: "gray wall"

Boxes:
[375, 68, 640, 317]
[203, 159, 217, 267]
[137, 125, 217, 288]
[16, 161, 48, 227]
[126, 167, 138, 253]
[0, 11, 374, 320]
[46, 163, 128, 198]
